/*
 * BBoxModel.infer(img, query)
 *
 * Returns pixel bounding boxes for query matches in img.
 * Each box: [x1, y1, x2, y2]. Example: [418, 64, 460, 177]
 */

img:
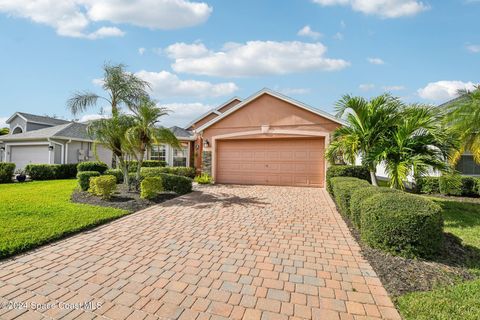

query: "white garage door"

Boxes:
[10, 145, 50, 169]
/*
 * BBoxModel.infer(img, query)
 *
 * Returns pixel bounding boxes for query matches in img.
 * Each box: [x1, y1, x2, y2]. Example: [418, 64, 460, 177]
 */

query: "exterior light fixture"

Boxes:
[48, 145, 54, 151]
[203, 139, 210, 148]
[0, 147, 4, 151]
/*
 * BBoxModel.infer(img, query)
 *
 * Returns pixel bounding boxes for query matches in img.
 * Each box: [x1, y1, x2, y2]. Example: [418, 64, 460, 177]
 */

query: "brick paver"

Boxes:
[0, 185, 401, 319]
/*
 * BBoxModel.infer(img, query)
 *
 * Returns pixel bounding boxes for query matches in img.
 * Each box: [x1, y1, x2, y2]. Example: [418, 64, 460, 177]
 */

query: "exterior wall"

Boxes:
[9, 117, 27, 133]
[66, 141, 83, 164]
[95, 144, 113, 166]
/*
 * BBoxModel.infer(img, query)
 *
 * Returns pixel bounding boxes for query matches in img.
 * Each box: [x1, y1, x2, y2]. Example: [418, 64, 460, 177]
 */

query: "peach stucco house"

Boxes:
[187, 88, 344, 188]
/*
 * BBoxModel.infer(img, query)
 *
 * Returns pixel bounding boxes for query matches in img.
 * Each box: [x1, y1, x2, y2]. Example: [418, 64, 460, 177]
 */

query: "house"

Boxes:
[0, 112, 194, 169]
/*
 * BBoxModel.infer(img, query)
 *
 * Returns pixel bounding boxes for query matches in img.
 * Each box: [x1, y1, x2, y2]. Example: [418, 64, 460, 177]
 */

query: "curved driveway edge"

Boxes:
[0, 185, 401, 320]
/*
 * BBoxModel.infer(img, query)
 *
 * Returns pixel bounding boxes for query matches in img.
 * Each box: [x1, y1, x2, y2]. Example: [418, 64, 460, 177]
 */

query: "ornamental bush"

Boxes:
[439, 174, 462, 196]
[330, 177, 371, 217]
[461, 176, 478, 197]
[326, 165, 370, 194]
[77, 171, 101, 191]
[104, 169, 123, 183]
[77, 161, 108, 174]
[141, 168, 193, 195]
[126, 160, 167, 172]
[25, 164, 55, 180]
[140, 177, 164, 199]
[0, 163, 15, 183]
[194, 173, 213, 184]
[89, 175, 117, 199]
[360, 192, 443, 258]
[139, 166, 195, 178]
[416, 176, 440, 194]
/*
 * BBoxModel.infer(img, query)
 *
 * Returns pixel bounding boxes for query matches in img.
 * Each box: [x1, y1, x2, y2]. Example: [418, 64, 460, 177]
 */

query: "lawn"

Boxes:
[396, 197, 480, 319]
[0, 180, 128, 258]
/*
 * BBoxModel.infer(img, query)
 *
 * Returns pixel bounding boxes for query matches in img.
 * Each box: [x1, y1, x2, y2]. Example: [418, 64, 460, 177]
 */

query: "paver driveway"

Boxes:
[0, 185, 401, 320]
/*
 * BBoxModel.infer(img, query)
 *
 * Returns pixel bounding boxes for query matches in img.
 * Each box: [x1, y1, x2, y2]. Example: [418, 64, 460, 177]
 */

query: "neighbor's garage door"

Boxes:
[216, 138, 325, 187]
[10, 145, 49, 169]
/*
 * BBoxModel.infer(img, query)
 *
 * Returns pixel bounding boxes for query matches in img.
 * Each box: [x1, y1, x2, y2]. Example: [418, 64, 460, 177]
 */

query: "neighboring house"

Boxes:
[0, 112, 194, 170]
[189, 88, 344, 187]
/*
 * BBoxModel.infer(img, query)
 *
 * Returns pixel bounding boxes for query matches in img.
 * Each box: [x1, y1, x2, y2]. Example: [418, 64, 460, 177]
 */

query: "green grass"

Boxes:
[0, 180, 128, 258]
[397, 197, 480, 319]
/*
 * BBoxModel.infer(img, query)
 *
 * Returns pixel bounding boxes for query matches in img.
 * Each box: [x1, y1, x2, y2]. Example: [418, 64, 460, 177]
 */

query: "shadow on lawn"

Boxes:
[158, 190, 270, 209]
[434, 233, 480, 272]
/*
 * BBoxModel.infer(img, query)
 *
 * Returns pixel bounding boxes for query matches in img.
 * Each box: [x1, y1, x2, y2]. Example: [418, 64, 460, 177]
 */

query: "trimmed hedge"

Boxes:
[349, 186, 400, 229]
[141, 168, 193, 195]
[461, 176, 478, 197]
[25, 164, 77, 180]
[77, 161, 108, 174]
[140, 177, 164, 199]
[330, 177, 371, 217]
[89, 175, 117, 199]
[0, 163, 15, 183]
[138, 166, 195, 178]
[127, 160, 167, 173]
[326, 165, 370, 194]
[104, 169, 123, 183]
[360, 192, 443, 258]
[439, 174, 463, 196]
[77, 171, 101, 191]
[416, 176, 440, 194]
[194, 173, 213, 184]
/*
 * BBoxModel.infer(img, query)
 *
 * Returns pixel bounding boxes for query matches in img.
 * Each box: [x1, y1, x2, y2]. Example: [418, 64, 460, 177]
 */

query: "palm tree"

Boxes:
[125, 98, 180, 183]
[326, 94, 401, 186]
[443, 85, 480, 165]
[0, 128, 9, 136]
[372, 105, 453, 189]
[87, 115, 135, 186]
[67, 63, 150, 117]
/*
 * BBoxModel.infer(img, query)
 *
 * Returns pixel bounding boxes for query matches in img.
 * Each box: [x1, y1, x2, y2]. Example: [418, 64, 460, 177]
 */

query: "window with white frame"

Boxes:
[151, 144, 166, 162]
[173, 145, 188, 167]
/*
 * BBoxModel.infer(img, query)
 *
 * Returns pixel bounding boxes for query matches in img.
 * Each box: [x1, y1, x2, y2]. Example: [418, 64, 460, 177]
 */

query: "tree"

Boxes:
[67, 63, 150, 117]
[0, 128, 9, 136]
[87, 115, 135, 187]
[443, 85, 480, 165]
[326, 94, 400, 186]
[125, 98, 180, 183]
[371, 105, 453, 189]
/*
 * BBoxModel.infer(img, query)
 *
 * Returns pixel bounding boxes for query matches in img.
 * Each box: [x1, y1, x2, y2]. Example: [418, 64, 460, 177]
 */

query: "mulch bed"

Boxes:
[341, 213, 479, 297]
[71, 184, 178, 212]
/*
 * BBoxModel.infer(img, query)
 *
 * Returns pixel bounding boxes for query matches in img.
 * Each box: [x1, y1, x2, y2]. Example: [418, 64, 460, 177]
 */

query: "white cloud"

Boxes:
[333, 32, 344, 40]
[382, 85, 405, 91]
[167, 41, 350, 77]
[297, 25, 322, 39]
[135, 70, 238, 98]
[312, 0, 428, 18]
[79, 114, 109, 122]
[466, 44, 480, 53]
[164, 42, 210, 59]
[417, 80, 476, 101]
[161, 102, 212, 127]
[367, 57, 385, 65]
[0, 116, 8, 128]
[359, 83, 375, 91]
[138, 47, 146, 55]
[0, 0, 212, 39]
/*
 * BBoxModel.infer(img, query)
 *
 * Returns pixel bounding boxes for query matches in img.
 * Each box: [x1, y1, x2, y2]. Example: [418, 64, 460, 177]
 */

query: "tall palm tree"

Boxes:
[87, 115, 135, 186]
[326, 94, 401, 186]
[0, 128, 9, 136]
[125, 98, 180, 182]
[372, 105, 453, 189]
[67, 63, 150, 117]
[443, 85, 480, 165]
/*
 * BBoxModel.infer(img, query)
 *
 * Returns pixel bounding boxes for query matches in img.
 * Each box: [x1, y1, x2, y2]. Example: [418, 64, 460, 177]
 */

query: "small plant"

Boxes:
[194, 173, 213, 184]
[14, 169, 26, 182]
[140, 177, 163, 199]
[89, 175, 117, 199]
[0, 163, 15, 183]
[104, 169, 123, 183]
[77, 171, 101, 191]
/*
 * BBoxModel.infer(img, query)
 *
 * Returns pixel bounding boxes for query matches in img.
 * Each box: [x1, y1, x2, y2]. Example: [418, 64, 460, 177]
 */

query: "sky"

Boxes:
[0, 0, 478, 128]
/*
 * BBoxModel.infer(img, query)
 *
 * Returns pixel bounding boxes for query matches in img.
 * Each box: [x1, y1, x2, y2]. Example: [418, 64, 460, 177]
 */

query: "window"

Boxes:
[173, 146, 188, 167]
[456, 155, 480, 175]
[151, 145, 166, 162]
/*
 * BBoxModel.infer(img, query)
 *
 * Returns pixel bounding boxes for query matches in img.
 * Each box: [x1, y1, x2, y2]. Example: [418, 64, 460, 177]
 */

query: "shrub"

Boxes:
[0, 163, 15, 183]
[140, 177, 164, 199]
[25, 164, 56, 180]
[77, 161, 108, 174]
[349, 186, 400, 229]
[194, 173, 213, 184]
[330, 177, 371, 217]
[53, 164, 78, 179]
[326, 165, 370, 194]
[139, 166, 195, 178]
[141, 168, 193, 195]
[89, 175, 117, 199]
[126, 160, 167, 172]
[104, 169, 123, 183]
[416, 176, 440, 194]
[77, 171, 101, 191]
[439, 174, 462, 196]
[461, 176, 478, 197]
[360, 192, 443, 258]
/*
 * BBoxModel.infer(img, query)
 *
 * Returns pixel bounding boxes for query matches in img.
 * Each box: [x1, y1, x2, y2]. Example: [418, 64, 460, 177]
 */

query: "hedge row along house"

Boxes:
[0, 88, 478, 185]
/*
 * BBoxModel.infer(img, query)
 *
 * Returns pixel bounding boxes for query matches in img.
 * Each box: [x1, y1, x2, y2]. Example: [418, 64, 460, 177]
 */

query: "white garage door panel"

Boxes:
[10, 145, 50, 169]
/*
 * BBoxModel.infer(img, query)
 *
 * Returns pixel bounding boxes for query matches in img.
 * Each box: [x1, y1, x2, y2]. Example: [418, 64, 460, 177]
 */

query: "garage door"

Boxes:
[216, 138, 325, 187]
[10, 145, 50, 169]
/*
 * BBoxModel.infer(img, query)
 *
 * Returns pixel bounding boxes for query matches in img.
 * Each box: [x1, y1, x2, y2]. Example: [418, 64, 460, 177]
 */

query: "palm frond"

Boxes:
[67, 92, 102, 116]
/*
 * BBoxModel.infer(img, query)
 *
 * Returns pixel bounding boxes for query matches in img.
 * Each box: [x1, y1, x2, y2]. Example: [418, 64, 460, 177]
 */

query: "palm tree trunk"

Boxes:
[118, 157, 129, 187]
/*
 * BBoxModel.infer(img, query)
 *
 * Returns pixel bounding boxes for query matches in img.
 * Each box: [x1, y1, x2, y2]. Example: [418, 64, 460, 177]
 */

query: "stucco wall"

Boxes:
[9, 117, 27, 133]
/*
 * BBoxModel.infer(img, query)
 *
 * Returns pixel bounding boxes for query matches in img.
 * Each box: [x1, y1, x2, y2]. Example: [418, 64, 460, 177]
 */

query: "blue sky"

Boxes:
[0, 0, 478, 128]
